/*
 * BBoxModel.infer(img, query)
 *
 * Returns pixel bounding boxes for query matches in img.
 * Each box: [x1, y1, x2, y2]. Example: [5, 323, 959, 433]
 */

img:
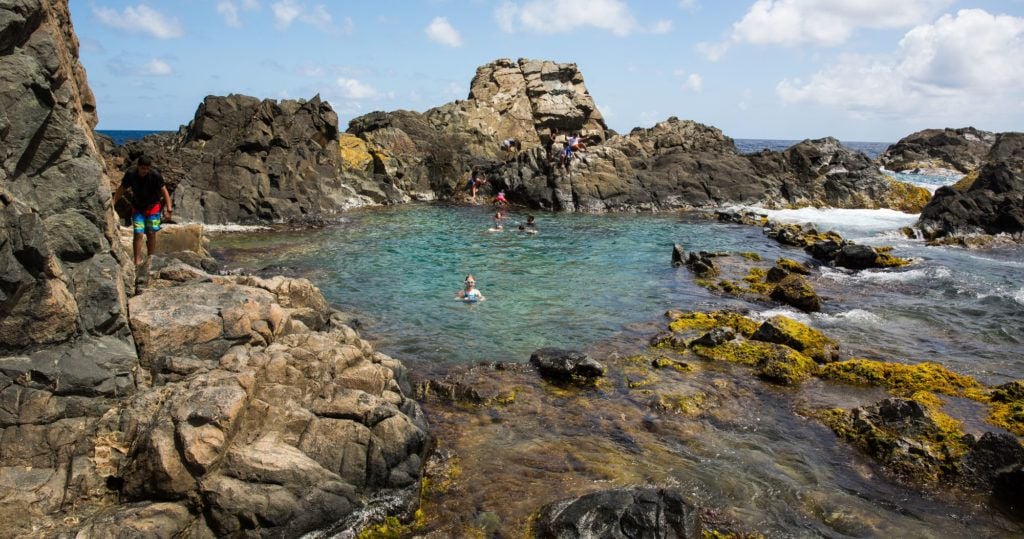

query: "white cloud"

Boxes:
[217, 1, 242, 27]
[93, 5, 183, 39]
[695, 40, 729, 61]
[271, 0, 334, 31]
[701, 0, 952, 60]
[683, 73, 703, 92]
[496, 0, 639, 36]
[732, 0, 952, 47]
[650, 19, 674, 34]
[144, 59, 173, 76]
[342, 16, 355, 35]
[425, 17, 463, 47]
[679, 0, 699, 9]
[108, 56, 173, 76]
[777, 9, 1024, 123]
[444, 82, 467, 99]
[336, 77, 377, 99]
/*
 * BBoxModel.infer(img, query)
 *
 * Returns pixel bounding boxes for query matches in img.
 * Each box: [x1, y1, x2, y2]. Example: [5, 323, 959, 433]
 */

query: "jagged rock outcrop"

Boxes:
[107, 59, 930, 221]
[1, 2, 430, 535]
[880, 127, 997, 174]
[115, 94, 389, 224]
[917, 133, 1024, 241]
[0, 0, 137, 531]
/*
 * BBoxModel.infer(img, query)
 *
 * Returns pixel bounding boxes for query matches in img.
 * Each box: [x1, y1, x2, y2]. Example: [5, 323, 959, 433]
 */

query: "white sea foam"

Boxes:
[1015, 289, 1024, 305]
[203, 223, 272, 232]
[735, 206, 919, 237]
[820, 266, 952, 284]
[750, 307, 883, 328]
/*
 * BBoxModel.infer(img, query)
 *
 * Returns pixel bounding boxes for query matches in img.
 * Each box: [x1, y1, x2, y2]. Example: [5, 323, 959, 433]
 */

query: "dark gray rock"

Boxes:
[689, 327, 736, 348]
[834, 244, 878, 270]
[960, 432, 1024, 489]
[529, 348, 606, 382]
[880, 127, 996, 173]
[533, 487, 703, 538]
[918, 133, 1024, 240]
[671, 243, 685, 267]
[993, 466, 1023, 511]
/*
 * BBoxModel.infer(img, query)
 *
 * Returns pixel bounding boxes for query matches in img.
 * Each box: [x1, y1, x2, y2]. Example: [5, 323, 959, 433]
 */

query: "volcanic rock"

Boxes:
[918, 133, 1024, 241]
[880, 127, 996, 174]
[533, 487, 703, 538]
[529, 348, 606, 383]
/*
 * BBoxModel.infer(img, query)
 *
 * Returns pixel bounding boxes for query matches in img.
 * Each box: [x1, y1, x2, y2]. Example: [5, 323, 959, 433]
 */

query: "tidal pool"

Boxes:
[213, 203, 1024, 536]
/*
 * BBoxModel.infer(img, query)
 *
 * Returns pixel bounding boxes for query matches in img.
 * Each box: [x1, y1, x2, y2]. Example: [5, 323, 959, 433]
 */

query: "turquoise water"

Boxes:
[213, 205, 761, 363]
[211, 204, 1024, 383]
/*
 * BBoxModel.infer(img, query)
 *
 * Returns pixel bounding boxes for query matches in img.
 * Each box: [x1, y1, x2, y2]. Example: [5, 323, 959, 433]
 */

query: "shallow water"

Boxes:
[212, 204, 1024, 383]
[211, 203, 1024, 536]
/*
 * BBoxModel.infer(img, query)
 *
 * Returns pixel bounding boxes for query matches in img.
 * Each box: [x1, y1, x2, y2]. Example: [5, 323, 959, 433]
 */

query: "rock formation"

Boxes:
[880, 127, 996, 174]
[0, 1, 428, 535]
[112, 94, 386, 224]
[917, 133, 1024, 241]
[105, 59, 930, 221]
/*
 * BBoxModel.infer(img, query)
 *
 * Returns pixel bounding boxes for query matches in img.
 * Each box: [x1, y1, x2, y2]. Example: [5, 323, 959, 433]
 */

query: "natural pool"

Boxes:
[212, 203, 1024, 383]
[212, 203, 1024, 536]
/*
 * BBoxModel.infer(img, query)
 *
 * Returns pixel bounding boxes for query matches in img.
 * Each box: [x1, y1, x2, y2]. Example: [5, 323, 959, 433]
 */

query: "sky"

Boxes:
[71, 0, 1024, 142]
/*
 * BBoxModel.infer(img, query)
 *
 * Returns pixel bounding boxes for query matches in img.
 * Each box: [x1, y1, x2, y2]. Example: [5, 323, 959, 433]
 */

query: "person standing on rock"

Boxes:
[112, 155, 172, 265]
[502, 138, 521, 162]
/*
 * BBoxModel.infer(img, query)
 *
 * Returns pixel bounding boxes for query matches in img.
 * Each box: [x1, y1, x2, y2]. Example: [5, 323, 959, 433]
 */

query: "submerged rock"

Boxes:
[533, 487, 703, 538]
[529, 348, 606, 383]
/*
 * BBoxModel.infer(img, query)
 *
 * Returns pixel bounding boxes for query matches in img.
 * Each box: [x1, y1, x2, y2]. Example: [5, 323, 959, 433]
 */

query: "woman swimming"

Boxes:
[455, 275, 486, 302]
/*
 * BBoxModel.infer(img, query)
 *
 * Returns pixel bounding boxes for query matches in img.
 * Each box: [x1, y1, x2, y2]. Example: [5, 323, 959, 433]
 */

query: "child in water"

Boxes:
[488, 211, 504, 232]
[455, 275, 485, 302]
[495, 190, 508, 205]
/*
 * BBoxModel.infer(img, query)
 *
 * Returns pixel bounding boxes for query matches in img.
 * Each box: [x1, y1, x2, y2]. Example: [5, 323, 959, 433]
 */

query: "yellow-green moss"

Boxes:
[987, 402, 1024, 436]
[874, 252, 912, 268]
[776, 258, 808, 274]
[884, 179, 932, 213]
[627, 374, 659, 389]
[652, 391, 709, 416]
[358, 515, 415, 539]
[742, 267, 774, 295]
[692, 340, 782, 366]
[694, 278, 719, 291]
[757, 348, 819, 385]
[719, 279, 742, 294]
[667, 311, 759, 338]
[739, 252, 763, 261]
[651, 356, 693, 373]
[818, 359, 985, 400]
[952, 170, 979, 192]
[754, 316, 837, 364]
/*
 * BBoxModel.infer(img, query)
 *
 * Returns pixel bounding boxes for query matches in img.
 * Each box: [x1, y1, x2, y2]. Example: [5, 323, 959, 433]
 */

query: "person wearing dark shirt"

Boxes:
[112, 155, 173, 265]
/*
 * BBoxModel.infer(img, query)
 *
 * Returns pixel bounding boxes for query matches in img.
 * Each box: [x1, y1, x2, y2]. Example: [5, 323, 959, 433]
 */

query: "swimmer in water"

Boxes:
[455, 275, 485, 302]
[488, 211, 504, 232]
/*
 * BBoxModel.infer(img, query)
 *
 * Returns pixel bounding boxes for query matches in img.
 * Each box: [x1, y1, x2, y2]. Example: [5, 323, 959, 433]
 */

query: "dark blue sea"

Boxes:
[97, 130, 172, 145]
[97, 130, 891, 159]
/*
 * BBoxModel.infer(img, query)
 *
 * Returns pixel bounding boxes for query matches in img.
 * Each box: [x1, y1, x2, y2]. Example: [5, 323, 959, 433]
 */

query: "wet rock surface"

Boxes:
[533, 487, 703, 538]
[530, 348, 606, 383]
[918, 133, 1024, 241]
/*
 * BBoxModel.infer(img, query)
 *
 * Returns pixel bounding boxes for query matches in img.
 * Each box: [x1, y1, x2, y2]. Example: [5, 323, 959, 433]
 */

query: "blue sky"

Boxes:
[72, 1, 1024, 142]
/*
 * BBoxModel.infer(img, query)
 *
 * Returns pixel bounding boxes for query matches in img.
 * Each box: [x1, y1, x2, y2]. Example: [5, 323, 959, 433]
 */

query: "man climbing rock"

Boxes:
[112, 155, 172, 265]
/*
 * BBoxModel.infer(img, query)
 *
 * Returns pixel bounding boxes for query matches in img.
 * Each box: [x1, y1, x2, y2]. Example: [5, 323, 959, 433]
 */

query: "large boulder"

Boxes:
[880, 127, 997, 174]
[917, 133, 1024, 241]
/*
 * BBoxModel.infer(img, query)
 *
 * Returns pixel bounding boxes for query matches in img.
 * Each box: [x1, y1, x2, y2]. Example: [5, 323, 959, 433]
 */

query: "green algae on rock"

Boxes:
[667, 311, 760, 338]
[818, 359, 986, 400]
[988, 380, 1024, 436]
[770, 274, 822, 312]
[751, 315, 839, 364]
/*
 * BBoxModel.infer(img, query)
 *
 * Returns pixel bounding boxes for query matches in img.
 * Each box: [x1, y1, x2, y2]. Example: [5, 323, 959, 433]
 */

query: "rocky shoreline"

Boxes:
[2, 1, 1022, 537]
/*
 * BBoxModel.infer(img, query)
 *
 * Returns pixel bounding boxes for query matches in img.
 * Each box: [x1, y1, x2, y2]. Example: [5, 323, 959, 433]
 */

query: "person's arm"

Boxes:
[455, 290, 465, 300]
[161, 186, 173, 218]
[112, 184, 125, 205]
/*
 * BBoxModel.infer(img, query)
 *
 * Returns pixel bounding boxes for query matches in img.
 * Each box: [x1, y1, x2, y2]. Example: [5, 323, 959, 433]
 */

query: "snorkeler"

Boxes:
[455, 275, 486, 302]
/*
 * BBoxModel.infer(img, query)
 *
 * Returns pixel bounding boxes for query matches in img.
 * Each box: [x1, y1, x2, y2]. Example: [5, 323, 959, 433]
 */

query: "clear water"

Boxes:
[735, 138, 891, 159]
[212, 203, 1024, 536]
[211, 203, 1024, 384]
[96, 129, 171, 145]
